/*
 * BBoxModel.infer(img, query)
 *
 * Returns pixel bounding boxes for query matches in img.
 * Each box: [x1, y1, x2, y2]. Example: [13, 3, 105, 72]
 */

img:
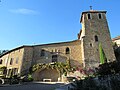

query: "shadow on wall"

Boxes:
[33, 68, 59, 82]
[114, 46, 120, 61]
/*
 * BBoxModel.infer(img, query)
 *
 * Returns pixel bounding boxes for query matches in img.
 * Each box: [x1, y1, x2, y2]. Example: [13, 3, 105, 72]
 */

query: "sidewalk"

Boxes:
[0, 81, 66, 87]
[0, 83, 22, 87]
[55, 83, 71, 90]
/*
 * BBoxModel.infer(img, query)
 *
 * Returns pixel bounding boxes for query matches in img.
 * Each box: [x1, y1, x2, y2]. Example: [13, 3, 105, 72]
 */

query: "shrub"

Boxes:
[10, 78, 19, 84]
[22, 74, 33, 82]
[9, 75, 20, 84]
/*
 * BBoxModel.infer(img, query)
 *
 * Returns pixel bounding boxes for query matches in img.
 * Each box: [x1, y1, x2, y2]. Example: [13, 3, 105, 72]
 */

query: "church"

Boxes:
[0, 9, 116, 81]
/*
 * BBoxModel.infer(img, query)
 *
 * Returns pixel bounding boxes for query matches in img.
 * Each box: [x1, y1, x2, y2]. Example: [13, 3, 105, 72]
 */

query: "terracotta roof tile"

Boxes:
[112, 36, 120, 41]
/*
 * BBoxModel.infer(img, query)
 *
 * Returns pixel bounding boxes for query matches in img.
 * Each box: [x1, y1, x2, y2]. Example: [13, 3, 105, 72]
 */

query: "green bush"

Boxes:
[22, 74, 33, 82]
[10, 78, 19, 84]
[9, 75, 20, 84]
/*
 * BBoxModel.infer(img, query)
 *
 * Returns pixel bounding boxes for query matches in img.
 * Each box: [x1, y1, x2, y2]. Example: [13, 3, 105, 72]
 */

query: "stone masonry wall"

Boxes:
[32, 40, 83, 67]
[0, 48, 24, 75]
[21, 47, 33, 74]
[81, 12, 116, 68]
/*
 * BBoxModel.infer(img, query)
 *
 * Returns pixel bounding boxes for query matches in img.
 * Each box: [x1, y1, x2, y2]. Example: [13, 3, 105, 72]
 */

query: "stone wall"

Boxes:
[113, 39, 120, 46]
[32, 40, 82, 67]
[0, 47, 24, 76]
[81, 11, 116, 68]
[0, 40, 83, 76]
[21, 47, 33, 75]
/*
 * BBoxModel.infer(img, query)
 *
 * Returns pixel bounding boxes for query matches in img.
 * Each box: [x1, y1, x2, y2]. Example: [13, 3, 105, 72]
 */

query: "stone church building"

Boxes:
[0, 10, 115, 81]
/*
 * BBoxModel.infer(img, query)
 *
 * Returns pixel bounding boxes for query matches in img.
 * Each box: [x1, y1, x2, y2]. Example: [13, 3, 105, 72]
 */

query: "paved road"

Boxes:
[0, 82, 65, 90]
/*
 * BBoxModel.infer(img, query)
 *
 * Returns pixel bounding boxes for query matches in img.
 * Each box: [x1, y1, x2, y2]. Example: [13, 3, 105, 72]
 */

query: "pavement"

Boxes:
[55, 84, 70, 90]
[0, 81, 70, 90]
[55, 82, 73, 90]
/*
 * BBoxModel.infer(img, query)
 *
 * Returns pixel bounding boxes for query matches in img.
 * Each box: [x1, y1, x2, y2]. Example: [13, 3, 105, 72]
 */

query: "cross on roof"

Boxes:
[90, 6, 93, 10]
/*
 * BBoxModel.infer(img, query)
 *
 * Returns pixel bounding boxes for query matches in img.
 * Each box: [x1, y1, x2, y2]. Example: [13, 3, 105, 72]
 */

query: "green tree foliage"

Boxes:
[0, 50, 9, 55]
[99, 43, 107, 64]
[32, 62, 72, 77]
[0, 66, 7, 78]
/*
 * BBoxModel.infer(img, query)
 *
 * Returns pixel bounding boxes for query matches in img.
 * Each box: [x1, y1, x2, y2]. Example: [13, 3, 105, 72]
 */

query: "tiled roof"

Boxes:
[112, 36, 120, 41]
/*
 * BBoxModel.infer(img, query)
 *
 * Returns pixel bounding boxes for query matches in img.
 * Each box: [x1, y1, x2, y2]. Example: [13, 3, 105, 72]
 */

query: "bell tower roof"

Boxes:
[80, 10, 107, 23]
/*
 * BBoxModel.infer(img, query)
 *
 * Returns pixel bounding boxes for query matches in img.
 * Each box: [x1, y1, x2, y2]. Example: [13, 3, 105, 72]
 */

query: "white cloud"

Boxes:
[9, 8, 39, 15]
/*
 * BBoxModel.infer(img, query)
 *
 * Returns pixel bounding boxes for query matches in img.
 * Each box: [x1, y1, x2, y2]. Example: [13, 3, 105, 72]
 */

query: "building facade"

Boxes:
[0, 10, 116, 81]
[112, 36, 120, 46]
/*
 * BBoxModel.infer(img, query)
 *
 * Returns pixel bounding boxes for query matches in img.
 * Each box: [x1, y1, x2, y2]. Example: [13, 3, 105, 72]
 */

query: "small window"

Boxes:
[87, 13, 91, 19]
[90, 43, 92, 47]
[52, 55, 57, 62]
[98, 13, 102, 19]
[7, 69, 12, 76]
[66, 47, 70, 54]
[3, 68, 7, 74]
[16, 57, 19, 64]
[13, 68, 18, 75]
[15, 68, 18, 75]
[40, 49, 45, 56]
[10, 58, 13, 65]
[95, 35, 98, 42]
[0, 59, 3, 64]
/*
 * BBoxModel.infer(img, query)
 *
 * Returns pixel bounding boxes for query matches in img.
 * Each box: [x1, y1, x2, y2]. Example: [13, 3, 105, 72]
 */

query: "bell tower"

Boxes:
[79, 10, 116, 68]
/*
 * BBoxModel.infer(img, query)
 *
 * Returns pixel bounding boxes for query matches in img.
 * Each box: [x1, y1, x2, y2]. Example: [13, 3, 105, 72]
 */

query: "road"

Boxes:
[0, 82, 65, 90]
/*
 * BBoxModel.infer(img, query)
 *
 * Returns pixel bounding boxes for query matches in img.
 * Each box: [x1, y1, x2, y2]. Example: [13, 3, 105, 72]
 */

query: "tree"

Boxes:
[0, 50, 9, 55]
[99, 43, 107, 64]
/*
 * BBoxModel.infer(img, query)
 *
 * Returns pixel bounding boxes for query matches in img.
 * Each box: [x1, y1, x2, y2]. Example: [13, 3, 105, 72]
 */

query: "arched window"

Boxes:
[95, 35, 98, 42]
[87, 13, 92, 19]
[40, 49, 45, 56]
[98, 13, 102, 19]
[66, 47, 70, 54]
[0, 59, 3, 64]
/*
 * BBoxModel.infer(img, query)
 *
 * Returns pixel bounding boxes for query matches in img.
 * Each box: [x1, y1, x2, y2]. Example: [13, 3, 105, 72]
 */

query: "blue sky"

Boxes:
[0, 0, 120, 50]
